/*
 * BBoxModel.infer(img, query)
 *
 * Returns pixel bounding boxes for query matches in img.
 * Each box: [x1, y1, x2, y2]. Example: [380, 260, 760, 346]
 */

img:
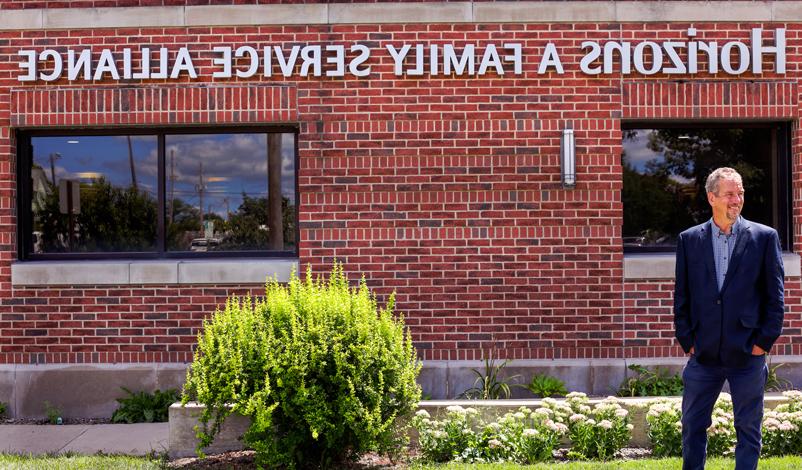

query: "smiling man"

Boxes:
[674, 167, 785, 470]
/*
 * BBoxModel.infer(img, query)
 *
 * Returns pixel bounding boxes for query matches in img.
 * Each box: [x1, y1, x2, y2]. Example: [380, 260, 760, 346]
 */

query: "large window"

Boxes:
[622, 123, 791, 252]
[19, 128, 297, 259]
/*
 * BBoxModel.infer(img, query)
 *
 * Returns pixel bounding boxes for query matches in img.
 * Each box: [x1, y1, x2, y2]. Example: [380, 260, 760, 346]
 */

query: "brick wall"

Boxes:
[0, 285, 263, 364]
[0, 20, 799, 364]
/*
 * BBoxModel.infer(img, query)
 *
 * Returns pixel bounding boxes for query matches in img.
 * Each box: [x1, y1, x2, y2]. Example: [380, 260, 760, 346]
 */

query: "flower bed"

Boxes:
[412, 393, 633, 463]
[644, 390, 802, 458]
[169, 392, 798, 462]
[410, 391, 802, 463]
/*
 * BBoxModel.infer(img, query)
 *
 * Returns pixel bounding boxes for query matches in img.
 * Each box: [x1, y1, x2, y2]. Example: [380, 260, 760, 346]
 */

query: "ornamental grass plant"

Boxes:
[182, 264, 421, 469]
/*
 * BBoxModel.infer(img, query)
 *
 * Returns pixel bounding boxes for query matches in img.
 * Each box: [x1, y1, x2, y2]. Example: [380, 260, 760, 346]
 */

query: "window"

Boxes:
[622, 123, 791, 252]
[19, 128, 297, 259]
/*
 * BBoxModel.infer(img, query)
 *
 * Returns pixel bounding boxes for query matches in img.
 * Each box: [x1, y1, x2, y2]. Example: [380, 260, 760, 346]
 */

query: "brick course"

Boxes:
[0, 19, 799, 364]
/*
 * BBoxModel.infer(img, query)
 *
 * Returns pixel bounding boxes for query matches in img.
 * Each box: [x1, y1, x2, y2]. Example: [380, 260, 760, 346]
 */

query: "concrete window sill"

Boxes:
[624, 252, 801, 280]
[11, 259, 298, 286]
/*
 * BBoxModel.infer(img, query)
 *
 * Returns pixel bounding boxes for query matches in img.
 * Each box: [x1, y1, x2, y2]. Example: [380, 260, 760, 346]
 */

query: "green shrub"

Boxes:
[617, 364, 683, 397]
[182, 264, 421, 469]
[111, 387, 179, 423]
[526, 374, 568, 398]
[0, 401, 6, 419]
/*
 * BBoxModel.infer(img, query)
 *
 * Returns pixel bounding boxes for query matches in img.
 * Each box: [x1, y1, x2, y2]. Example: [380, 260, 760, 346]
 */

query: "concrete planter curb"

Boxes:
[170, 394, 790, 458]
[168, 403, 249, 458]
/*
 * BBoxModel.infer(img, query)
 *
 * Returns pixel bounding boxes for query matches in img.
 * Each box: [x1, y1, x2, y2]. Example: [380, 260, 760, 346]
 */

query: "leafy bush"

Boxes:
[618, 364, 683, 397]
[526, 374, 568, 398]
[0, 401, 6, 419]
[182, 264, 421, 469]
[411, 405, 566, 464]
[565, 395, 632, 460]
[645, 399, 682, 457]
[111, 387, 179, 423]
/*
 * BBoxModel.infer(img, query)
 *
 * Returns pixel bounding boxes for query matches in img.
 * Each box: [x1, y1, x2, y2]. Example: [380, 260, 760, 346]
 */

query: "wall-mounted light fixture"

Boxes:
[560, 125, 576, 188]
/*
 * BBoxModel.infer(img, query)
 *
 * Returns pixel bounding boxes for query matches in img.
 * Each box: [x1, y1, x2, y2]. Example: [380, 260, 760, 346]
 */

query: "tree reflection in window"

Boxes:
[30, 135, 158, 253]
[622, 126, 779, 251]
[26, 131, 296, 257]
[165, 133, 295, 252]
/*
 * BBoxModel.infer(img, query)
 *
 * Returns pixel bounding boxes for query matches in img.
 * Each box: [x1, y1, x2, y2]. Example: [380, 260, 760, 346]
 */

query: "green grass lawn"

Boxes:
[412, 456, 802, 469]
[2, 454, 802, 469]
[0, 454, 164, 470]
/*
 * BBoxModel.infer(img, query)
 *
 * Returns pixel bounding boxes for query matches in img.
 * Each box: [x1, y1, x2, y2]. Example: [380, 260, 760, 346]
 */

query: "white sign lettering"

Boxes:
[14, 28, 786, 82]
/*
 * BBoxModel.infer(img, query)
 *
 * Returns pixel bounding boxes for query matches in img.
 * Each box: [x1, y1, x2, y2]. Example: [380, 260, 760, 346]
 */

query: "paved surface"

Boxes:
[0, 423, 168, 456]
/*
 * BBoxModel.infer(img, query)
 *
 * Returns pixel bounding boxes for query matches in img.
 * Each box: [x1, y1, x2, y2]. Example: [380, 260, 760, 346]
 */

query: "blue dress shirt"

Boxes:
[711, 217, 740, 291]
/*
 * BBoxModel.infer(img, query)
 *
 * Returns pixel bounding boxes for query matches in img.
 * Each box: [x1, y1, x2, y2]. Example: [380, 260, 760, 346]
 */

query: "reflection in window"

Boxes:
[165, 133, 295, 252]
[622, 126, 787, 251]
[30, 135, 158, 253]
[24, 130, 297, 258]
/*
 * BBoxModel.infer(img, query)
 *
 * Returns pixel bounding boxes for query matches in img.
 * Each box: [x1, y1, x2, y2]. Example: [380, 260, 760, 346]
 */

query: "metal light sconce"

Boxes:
[560, 125, 576, 188]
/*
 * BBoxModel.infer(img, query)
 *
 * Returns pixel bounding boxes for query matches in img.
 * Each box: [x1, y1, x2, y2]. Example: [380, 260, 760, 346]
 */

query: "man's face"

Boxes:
[707, 178, 744, 223]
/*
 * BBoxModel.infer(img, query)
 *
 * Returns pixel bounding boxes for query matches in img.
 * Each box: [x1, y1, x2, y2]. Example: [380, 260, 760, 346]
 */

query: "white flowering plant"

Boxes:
[411, 405, 567, 464]
[566, 396, 633, 460]
[706, 393, 736, 457]
[538, 396, 575, 425]
[412, 406, 482, 462]
[762, 390, 802, 456]
[468, 421, 513, 463]
[564, 392, 591, 414]
[775, 390, 802, 413]
[497, 407, 568, 463]
[645, 399, 682, 457]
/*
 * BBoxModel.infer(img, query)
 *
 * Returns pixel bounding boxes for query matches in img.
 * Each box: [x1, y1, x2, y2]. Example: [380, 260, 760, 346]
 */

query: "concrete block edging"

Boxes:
[5, 358, 802, 420]
[10, 259, 298, 286]
[624, 252, 802, 280]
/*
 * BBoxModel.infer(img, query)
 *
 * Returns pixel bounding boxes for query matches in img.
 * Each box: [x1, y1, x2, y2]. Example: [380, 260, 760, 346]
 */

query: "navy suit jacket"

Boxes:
[674, 217, 785, 367]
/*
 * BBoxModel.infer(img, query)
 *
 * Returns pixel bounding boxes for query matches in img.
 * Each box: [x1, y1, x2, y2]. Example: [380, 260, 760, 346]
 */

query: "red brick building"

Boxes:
[1, 0, 801, 417]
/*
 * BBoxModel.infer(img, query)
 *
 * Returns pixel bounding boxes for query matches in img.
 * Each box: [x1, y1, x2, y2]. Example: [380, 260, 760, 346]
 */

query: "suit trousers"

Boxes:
[681, 354, 768, 470]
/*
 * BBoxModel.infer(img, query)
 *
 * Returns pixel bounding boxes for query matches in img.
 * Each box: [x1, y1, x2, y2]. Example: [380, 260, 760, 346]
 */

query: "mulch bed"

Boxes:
[167, 448, 653, 469]
[1, 417, 111, 425]
[167, 451, 403, 469]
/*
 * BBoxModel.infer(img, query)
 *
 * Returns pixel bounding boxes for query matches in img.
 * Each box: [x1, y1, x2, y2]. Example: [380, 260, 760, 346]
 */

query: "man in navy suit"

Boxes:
[674, 167, 784, 470]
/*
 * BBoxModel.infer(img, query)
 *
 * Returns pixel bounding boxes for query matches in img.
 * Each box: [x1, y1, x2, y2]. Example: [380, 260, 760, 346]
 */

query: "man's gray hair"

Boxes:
[705, 167, 743, 195]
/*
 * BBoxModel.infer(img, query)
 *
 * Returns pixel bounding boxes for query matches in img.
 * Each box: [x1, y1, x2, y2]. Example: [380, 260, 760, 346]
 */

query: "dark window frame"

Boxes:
[621, 120, 792, 253]
[17, 126, 300, 261]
